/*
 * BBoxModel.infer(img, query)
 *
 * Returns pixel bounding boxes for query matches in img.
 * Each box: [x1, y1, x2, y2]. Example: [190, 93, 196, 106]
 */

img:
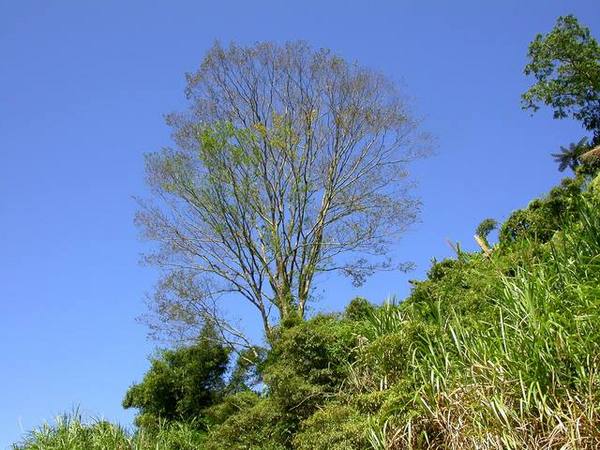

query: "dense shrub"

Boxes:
[344, 297, 376, 321]
[202, 398, 288, 450]
[293, 404, 369, 450]
[203, 390, 261, 427]
[499, 176, 583, 245]
[122, 324, 229, 430]
[264, 315, 360, 418]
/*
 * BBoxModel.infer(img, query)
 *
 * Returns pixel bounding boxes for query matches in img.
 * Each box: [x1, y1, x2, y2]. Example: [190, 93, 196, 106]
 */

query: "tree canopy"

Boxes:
[522, 15, 600, 145]
[137, 41, 428, 344]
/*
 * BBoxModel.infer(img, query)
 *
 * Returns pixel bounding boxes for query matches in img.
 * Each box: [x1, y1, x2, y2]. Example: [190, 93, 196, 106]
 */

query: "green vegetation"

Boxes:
[14, 14, 600, 450]
[12, 410, 206, 450]
[15, 170, 600, 449]
[122, 323, 229, 431]
[552, 137, 591, 173]
[522, 15, 600, 145]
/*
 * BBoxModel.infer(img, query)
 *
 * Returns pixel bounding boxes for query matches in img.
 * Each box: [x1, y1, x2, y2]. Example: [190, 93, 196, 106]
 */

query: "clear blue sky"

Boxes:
[1, 0, 598, 447]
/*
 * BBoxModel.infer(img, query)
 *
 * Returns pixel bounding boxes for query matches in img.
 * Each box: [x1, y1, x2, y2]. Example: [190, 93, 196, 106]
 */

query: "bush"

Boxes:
[499, 176, 583, 245]
[122, 324, 229, 430]
[203, 390, 260, 427]
[264, 314, 360, 421]
[12, 411, 206, 450]
[202, 398, 288, 450]
[293, 405, 369, 450]
[344, 297, 376, 321]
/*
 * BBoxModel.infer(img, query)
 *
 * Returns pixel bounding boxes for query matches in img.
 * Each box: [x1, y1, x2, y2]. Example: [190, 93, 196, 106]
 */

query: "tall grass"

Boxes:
[366, 196, 600, 449]
[12, 410, 206, 450]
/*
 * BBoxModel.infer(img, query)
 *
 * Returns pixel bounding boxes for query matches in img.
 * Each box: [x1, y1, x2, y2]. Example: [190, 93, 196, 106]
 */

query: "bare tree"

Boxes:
[137, 41, 428, 344]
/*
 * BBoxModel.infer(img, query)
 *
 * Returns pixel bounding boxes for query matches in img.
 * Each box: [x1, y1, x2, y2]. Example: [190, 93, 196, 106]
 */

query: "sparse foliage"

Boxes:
[137, 41, 427, 343]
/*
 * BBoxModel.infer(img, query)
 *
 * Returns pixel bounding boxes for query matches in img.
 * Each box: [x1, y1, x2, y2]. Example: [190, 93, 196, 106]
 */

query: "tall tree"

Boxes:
[522, 15, 600, 145]
[137, 41, 427, 344]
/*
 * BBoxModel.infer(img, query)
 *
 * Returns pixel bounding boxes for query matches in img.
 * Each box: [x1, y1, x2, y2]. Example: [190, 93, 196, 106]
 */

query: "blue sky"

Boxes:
[1, 0, 598, 447]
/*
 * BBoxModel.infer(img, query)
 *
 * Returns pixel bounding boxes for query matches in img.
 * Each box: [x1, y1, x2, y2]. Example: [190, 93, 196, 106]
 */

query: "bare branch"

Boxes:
[139, 41, 429, 343]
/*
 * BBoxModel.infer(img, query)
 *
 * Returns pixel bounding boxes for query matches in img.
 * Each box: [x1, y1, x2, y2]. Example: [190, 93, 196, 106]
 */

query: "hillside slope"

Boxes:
[14, 174, 600, 449]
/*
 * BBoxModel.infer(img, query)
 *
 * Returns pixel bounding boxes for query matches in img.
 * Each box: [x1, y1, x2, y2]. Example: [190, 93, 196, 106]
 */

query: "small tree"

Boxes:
[522, 15, 600, 145]
[122, 324, 229, 430]
[137, 41, 427, 343]
[475, 218, 498, 251]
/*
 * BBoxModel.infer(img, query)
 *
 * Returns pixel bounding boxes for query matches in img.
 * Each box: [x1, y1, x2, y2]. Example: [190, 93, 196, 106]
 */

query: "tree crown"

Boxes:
[138, 41, 427, 343]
